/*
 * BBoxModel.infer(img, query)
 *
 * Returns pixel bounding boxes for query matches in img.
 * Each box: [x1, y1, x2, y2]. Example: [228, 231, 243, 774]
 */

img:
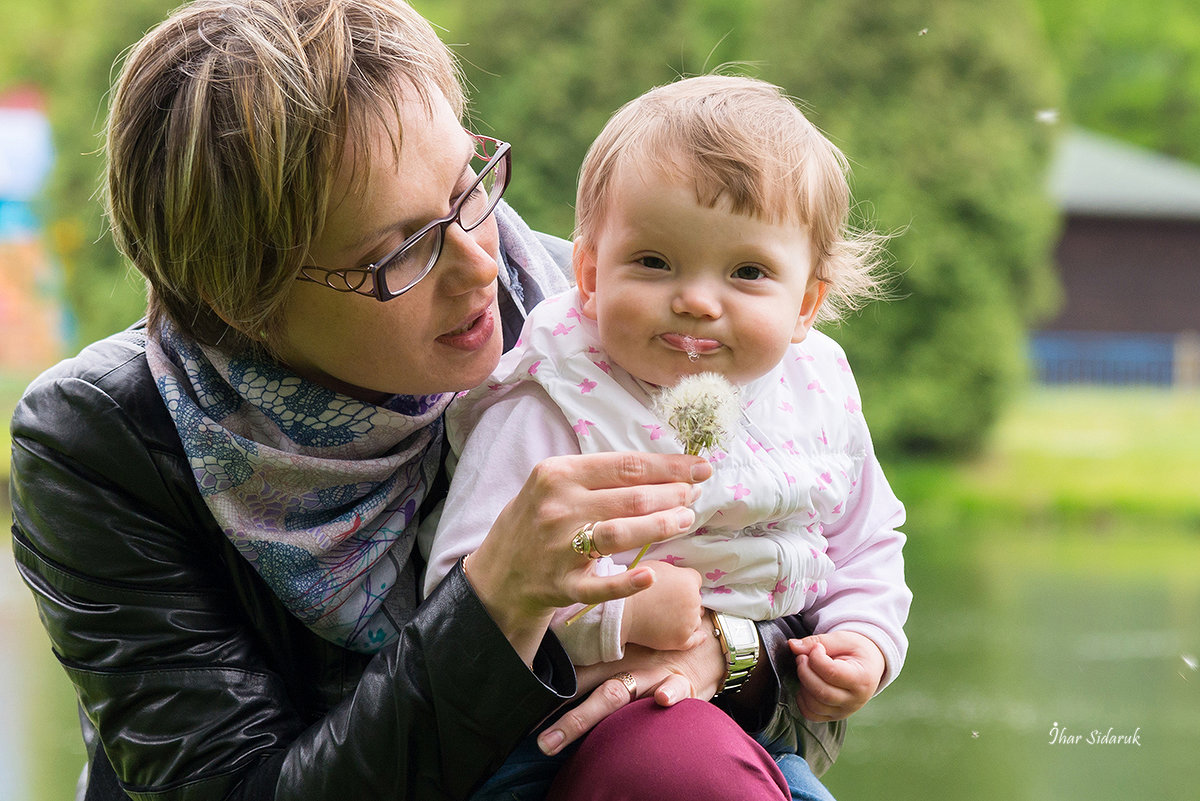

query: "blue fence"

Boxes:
[1031, 332, 1178, 385]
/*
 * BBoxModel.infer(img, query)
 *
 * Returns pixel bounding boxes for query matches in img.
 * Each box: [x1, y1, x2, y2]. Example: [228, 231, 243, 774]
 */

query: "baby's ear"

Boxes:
[573, 240, 600, 320]
[792, 280, 830, 343]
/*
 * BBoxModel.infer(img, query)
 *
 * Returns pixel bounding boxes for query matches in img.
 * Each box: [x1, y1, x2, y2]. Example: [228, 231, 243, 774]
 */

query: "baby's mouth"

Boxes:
[661, 333, 721, 360]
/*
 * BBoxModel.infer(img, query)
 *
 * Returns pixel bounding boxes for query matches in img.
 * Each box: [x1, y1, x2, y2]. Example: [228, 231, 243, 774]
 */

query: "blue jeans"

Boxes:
[469, 731, 837, 801]
[770, 752, 837, 801]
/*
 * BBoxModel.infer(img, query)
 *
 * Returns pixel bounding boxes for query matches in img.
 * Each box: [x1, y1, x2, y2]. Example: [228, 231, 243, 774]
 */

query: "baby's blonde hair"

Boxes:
[105, 0, 463, 351]
[575, 75, 886, 323]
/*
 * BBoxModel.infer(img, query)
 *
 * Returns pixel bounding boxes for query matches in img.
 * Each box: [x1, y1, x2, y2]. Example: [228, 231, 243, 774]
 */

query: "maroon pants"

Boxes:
[546, 698, 789, 800]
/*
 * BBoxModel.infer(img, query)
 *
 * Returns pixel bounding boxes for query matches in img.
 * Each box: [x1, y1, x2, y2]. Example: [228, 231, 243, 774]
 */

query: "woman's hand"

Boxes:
[465, 452, 712, 663]
[789, 631, 885, 721]
[536, 622, 726, 756]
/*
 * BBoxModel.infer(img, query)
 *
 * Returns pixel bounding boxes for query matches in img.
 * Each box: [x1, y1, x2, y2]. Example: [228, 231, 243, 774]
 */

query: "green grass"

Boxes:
[886, 386, 1200, 585]
[890, 387, 1200, 524]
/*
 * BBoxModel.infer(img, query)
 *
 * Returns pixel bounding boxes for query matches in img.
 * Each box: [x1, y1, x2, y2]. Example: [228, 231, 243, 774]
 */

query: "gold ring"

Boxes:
[611, 671, 637, 700]
[570, 521, 607, 559]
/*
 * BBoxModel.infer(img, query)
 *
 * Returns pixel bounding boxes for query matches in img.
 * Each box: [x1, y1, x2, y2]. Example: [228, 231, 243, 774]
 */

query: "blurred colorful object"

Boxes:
[0, 85, 65, 371]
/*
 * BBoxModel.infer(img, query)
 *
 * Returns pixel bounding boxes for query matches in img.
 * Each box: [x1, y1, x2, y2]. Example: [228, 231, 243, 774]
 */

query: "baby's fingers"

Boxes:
[795, 654, 852, 719]
[809, 643, 874, 692]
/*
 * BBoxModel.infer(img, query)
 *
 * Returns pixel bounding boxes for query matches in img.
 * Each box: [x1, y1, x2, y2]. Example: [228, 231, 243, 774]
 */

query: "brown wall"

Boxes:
[1045, 215, 1200, 333]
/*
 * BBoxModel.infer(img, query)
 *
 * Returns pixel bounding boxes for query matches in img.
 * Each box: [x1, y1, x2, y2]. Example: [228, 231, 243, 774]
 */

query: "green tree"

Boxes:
[419, 0, 751, 239]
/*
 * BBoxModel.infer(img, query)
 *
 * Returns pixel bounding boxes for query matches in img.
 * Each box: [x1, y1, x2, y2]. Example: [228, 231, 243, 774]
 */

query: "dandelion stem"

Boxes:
[563, 374, 738, 628]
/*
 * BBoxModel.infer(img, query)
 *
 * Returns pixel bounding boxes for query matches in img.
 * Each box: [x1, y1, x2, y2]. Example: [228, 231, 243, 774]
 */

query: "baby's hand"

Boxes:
[622, 561, 705, 651]
[789, 631, 886, 722]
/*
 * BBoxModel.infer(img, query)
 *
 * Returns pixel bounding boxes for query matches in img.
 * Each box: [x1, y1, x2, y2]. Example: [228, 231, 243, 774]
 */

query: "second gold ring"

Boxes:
[611, 671, 637, 700]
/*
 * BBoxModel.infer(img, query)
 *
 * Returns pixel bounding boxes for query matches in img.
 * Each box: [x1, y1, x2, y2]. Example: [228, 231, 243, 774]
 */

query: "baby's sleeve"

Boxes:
[805, 446, 911, 691]
[422, 383, 568, 596]
[550, 556, 629, 666]
[422, 382, 628, 667]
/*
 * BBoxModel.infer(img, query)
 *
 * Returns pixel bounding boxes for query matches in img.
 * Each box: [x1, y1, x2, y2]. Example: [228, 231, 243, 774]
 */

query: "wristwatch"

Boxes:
[711, 612, 760, 695]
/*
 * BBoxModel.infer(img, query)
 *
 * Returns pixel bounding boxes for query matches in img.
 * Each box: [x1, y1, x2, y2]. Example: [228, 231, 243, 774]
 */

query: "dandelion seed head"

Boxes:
[653, 372, 741, 456]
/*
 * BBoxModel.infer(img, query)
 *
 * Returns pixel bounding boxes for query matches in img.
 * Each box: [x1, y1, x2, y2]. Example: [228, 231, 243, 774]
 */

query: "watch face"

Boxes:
[722, 615, 758, 650]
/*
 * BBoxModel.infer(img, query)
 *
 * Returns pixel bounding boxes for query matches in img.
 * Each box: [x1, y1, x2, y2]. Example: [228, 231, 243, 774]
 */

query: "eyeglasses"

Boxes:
[296, 133, 511, 301]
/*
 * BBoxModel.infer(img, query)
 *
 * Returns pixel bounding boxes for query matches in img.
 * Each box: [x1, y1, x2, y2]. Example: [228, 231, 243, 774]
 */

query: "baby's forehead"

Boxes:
[602, 158, 812, 232]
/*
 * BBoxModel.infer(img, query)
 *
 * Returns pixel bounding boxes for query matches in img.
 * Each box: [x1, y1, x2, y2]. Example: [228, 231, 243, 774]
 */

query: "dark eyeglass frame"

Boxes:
[296, 133, 511, 301]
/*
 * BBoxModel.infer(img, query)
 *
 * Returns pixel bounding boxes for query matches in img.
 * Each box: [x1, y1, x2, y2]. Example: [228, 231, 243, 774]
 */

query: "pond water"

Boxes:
[825, 524, 1200, 801]
[3, 507, 1198, 800]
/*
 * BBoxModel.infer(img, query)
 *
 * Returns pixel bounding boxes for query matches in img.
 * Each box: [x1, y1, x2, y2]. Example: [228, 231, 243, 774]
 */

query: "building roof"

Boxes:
[1049, 128, 1200, 220]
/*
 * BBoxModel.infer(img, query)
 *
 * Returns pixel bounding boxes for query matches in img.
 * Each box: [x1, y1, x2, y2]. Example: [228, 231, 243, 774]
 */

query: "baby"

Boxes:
[423, 75, 910, 786]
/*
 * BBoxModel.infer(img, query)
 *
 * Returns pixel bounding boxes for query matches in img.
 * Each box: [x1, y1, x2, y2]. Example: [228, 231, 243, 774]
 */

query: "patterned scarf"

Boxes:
[147, 320, 449, 652]
[146, 201, 570, 652]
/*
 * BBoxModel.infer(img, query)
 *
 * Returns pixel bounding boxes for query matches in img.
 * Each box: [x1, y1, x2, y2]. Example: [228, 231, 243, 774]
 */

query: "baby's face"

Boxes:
[575, 169, 826, 388]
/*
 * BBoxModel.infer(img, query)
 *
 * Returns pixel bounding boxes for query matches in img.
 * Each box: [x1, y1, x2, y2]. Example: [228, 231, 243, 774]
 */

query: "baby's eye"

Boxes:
[733, 265, 766, 280]
[638, 255, 670, 271]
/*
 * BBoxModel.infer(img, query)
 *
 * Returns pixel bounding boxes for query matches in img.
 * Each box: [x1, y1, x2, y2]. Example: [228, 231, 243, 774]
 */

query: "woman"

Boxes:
[9, 1, 838, 799]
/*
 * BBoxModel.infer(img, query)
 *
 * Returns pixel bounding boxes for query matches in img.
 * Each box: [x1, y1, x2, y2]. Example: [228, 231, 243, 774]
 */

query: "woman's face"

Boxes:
[275, 90, 503, 402]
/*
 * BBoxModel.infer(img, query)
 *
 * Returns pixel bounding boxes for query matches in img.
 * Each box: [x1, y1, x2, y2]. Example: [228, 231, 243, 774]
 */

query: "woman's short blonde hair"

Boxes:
[105, 0, 463, 351]
[575, 75, 886, 323]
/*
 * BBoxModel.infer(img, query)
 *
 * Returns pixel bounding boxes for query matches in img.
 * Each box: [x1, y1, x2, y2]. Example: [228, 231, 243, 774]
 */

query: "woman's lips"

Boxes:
[436, 305, 495, 350]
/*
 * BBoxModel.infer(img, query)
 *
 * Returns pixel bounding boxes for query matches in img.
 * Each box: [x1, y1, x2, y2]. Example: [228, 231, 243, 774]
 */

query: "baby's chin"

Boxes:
[630, 362, 752, 390]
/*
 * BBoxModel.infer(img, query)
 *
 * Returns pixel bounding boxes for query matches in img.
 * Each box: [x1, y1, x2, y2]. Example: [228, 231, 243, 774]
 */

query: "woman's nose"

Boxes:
[439, 221, 500, 293]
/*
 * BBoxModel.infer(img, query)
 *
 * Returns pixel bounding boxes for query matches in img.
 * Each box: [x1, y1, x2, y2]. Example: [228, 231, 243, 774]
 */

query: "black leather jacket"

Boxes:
[11, 328, 839, 800]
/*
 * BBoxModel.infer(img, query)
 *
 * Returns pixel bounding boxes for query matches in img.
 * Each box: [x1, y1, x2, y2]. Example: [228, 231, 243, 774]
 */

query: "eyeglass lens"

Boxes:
[376, 139, 508, 297]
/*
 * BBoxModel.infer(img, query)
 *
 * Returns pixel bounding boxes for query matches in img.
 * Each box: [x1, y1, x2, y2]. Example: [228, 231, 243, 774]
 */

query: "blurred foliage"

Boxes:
[1, 0, 1195, 454]
[1038, 0, 1200, 164]
[417, 0, 755, 240]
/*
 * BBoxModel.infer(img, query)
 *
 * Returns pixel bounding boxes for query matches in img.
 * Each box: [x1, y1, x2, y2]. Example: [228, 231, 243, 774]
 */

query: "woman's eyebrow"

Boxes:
[349, 135, 475, 257]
